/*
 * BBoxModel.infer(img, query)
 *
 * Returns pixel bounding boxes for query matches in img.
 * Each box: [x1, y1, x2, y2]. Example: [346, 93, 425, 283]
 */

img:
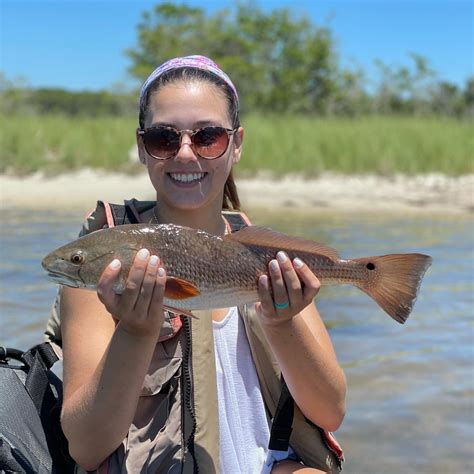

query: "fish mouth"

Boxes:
[45, 270, 84, 288]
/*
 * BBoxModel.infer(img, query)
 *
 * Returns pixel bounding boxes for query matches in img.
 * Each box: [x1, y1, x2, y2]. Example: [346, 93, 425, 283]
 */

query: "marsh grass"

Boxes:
[1, 114, 472, 176]
[241, 115, 473, 176]
[0, 115, 137, 175]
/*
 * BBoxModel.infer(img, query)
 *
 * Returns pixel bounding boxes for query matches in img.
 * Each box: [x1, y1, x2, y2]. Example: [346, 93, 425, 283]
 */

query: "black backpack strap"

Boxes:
[268, 380, 294, 452]
[22, 343, 59, 414]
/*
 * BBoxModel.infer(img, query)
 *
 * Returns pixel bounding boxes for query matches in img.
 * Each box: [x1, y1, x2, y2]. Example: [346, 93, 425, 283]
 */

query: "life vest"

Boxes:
[45, 199, 344, 473]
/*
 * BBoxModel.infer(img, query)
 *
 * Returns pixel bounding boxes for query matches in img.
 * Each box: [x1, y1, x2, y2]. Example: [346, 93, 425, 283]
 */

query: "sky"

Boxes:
[1, 0, 473, 92]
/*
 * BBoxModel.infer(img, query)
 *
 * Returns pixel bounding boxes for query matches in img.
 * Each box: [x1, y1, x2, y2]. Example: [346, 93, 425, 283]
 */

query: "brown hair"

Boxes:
[139, 67, 241, 210]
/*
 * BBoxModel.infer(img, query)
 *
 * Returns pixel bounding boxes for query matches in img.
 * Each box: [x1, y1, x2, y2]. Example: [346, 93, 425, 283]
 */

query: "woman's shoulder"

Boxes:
[78, 199, 156, 236]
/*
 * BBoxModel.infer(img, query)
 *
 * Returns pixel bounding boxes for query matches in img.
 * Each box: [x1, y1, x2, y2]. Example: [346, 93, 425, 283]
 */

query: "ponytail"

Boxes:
[222, 169, 241, 210]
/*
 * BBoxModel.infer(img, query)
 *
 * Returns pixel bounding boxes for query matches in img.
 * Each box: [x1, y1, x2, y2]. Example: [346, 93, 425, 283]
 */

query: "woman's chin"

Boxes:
[157, 174, 226, 211]
[160, 191, 216, 212]
[167, 199, 209, 211]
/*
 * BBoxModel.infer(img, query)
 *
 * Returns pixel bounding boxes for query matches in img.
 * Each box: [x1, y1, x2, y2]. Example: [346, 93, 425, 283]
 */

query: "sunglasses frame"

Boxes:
[138, 125, 239, 160]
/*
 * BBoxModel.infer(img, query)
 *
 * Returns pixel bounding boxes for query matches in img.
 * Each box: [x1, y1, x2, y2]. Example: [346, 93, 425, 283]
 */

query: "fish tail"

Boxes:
[353, 253, 432, 324]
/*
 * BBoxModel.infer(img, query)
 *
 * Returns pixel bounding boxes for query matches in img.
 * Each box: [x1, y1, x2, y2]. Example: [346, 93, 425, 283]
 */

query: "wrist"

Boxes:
[258, 311, 302, 333]
[115, 320, 163, 343]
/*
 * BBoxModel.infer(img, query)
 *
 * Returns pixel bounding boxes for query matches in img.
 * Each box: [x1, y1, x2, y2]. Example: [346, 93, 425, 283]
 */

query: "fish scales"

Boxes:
[147, 225, 264, 293]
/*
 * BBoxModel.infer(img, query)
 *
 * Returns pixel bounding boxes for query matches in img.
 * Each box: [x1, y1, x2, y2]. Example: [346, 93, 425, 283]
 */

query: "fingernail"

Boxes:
[149, 255, 159, 266]
[109, 259, 121, 269]
[158, 267, 165, 277]
[293, 258, 303, 268]
[277, 251, 287, 263]
[137, 248, 150, 261]
[270, 260, 279, 272]
[260, 274, 268, 288]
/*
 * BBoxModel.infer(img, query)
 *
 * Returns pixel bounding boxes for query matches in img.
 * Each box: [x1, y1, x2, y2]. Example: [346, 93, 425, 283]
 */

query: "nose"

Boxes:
[174, 132, 198, 163]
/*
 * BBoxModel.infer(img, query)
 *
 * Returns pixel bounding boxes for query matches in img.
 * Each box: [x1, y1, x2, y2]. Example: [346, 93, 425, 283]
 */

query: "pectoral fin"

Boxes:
[165, 276, 200, 300]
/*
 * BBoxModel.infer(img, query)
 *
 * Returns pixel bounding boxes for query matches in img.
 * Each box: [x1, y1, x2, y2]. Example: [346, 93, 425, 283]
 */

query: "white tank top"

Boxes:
[213, 307, 270, 473]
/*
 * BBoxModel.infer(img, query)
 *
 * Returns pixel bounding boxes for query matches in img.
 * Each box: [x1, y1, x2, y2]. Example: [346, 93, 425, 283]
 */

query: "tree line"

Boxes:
[2, 2, 472, 118]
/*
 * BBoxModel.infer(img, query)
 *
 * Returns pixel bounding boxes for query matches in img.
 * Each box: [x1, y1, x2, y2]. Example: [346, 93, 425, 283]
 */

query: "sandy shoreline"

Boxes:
[1, 170, 472, 214]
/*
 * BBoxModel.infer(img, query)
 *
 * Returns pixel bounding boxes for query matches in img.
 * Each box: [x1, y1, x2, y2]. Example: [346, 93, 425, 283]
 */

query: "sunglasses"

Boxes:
[138, 126, 238, 160]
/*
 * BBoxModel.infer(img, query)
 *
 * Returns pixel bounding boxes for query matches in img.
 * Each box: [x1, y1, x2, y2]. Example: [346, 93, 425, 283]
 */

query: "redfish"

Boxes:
[42, 224, 432, 323]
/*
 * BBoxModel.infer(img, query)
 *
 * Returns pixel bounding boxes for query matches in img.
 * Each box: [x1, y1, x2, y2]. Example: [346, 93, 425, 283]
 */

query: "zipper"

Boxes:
[182, 316, 198, 473]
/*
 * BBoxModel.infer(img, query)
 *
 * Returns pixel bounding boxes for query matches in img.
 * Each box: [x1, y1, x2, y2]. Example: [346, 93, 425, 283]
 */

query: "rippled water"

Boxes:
[1, 208, 473, 473]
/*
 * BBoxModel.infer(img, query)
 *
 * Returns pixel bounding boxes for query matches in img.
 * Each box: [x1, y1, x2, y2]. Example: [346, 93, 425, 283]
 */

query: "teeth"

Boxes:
[170, 173, 205, 183]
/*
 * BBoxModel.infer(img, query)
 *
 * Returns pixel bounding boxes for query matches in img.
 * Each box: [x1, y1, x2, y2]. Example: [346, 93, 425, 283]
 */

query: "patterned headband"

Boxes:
[139, 55, 239, 110]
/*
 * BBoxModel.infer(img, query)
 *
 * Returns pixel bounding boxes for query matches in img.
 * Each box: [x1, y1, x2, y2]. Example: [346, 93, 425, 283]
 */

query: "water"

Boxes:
[1, 208, 473, 473]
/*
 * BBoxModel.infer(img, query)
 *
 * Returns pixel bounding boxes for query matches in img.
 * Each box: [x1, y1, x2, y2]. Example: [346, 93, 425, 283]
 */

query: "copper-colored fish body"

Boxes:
[42, 224, 432, 323]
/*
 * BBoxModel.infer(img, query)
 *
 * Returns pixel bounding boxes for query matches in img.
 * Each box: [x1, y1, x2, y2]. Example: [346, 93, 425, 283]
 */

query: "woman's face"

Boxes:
[137, 81, 243, 212]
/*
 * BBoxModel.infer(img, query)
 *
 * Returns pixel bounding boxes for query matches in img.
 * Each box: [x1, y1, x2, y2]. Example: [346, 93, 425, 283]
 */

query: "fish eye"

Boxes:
[70, 252, 84, 264]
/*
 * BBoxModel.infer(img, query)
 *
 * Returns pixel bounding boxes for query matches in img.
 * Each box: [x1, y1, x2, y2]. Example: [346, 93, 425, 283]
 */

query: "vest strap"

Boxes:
[221, 210, 251, 231]
[268, 380, 294, 452]
[108, 202, 140, 225]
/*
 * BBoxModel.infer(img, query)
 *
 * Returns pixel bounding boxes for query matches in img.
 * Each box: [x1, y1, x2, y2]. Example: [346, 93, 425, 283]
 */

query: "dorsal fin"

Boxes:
[226, 226, 339, 260]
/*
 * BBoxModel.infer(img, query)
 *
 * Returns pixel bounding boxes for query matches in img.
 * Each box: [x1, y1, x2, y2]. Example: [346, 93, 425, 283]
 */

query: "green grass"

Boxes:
[1, 114, 472, 176]
[240, 115, 474, 176]
[0, 115, 137, 175]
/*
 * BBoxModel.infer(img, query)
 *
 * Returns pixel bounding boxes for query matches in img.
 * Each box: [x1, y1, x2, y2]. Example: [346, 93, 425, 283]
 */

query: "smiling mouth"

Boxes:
[168, 172, 207, 184]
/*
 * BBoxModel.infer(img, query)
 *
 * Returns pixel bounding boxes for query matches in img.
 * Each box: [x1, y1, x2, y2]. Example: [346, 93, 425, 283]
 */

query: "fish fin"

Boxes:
[162, 305, 199, 320]
[227, 226, 339, 260]
[354, 253, 432, 324]
[165, 277, 200, 300]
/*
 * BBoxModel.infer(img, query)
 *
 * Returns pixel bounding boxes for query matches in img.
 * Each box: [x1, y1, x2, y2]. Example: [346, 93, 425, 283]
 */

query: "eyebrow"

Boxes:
[150, 120, 223, 129]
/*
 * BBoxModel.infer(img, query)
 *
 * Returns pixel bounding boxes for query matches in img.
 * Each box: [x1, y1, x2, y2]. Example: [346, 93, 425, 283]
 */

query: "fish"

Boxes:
[41, 224, 432, 324]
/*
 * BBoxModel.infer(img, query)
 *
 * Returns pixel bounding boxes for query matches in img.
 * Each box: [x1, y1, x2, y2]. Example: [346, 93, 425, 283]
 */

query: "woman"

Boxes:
[57, 55, 346, 473]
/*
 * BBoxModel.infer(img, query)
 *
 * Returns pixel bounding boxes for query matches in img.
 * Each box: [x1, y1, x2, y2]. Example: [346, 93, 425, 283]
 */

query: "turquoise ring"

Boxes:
[274, 301, 290, 310]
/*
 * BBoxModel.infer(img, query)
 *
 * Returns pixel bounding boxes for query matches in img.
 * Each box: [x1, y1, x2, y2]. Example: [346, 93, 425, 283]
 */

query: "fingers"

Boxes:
[120, 248, 152, 312]
[257, 252, 297, 319]
[257, 274, 275, 315]
[292, 257, 321, 302]
[265, 251, 304, 311]
[99, 248, 167, 313]
[99, 249, 167, 337]
[258, 251, 321, 320]
[269, 255, 292, 308]
[98, 258, 122, 308]
[149, 265, 167, 315]
[133, 254, 161, 315]
[276, 251, 303, 307]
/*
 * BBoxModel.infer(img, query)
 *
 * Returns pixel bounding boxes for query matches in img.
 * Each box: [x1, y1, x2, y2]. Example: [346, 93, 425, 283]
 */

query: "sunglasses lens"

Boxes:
[194, 127, 229, 158]
[142, 126, 232, 159]
[144, 128, 180, 159]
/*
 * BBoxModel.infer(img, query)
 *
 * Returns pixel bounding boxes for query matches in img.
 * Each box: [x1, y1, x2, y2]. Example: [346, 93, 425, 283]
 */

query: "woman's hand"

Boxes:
[256, 251, 321, 326]
[97, 248, 166, 338]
